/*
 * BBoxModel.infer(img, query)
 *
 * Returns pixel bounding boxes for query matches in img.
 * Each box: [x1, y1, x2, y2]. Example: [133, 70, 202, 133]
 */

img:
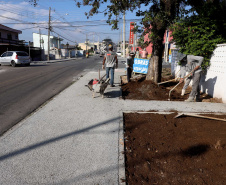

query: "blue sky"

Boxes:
[0, 0, 143, 45]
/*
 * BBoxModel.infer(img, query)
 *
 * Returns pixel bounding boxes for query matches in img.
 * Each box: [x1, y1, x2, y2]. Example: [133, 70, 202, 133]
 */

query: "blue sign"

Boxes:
[133, 58, 149, 74]
[169, 54, 172, 63]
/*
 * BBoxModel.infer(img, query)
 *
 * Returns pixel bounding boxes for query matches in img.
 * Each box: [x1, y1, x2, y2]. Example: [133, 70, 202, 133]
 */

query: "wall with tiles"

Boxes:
[174, 44, 226, 103]
[200, 44, 226, 103]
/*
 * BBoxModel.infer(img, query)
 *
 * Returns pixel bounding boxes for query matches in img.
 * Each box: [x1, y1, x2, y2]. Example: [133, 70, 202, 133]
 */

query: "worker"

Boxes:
[141, 48, 147, 59]
[179, 55, 204, 102]
[102, 45, 118, 87]
[126, 52, 135, 83]
[178, 54, 190, 96]
[135, 48, 140, 58]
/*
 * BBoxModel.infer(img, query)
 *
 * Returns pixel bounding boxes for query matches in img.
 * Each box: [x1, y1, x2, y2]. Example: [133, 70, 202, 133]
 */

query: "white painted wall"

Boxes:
[200, 44, 226, 103]
[33, 33, 63, 54]
[174, 44, 226, 103]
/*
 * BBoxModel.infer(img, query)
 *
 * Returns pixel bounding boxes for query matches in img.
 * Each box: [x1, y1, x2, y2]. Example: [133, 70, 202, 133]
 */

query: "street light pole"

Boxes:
[28, 41, 30, 57]
[123, 11, 126, 58]
[47, 7, 51, 61]
[66, 42, 69, 58]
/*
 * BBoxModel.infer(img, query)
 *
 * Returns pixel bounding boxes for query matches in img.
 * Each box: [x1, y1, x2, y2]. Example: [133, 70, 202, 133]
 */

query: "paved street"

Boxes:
[0, 56, 102, 135]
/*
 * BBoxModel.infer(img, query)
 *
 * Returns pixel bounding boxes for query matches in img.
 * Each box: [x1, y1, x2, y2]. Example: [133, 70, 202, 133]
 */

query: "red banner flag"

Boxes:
[129, 22, 134, 44]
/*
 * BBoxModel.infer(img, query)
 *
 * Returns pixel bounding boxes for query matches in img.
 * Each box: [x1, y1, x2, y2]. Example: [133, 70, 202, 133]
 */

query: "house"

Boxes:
[33, 33, 63, 55]
[0, 24, 22, 45]
[144, 29, 173, 55]
[78, 40, 99, 51]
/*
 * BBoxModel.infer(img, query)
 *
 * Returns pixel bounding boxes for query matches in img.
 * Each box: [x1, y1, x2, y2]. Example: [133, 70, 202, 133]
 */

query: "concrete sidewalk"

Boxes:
[0, 66, 226, 185]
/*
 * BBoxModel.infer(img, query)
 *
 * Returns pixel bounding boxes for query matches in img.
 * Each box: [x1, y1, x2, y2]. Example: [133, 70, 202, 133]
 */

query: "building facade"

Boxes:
[33, 33, 63, 55]
[0, 24, 22, 45]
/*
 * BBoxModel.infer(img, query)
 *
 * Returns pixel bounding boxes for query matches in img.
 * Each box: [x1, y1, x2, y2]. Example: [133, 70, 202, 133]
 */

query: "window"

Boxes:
[16, 51, 28, 56]
[7, 33, 12, 40]
[15, 35, 18, 39]
[1, 52, 7, 57]
[7, 52, 13, 56]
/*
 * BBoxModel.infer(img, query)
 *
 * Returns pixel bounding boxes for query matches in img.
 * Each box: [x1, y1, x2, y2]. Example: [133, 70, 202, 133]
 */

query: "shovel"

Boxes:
[157, 78, 178, 86]
[168, 70, 194, 101]
[174, 113, 226, 122]
[158, 70, 180, 86]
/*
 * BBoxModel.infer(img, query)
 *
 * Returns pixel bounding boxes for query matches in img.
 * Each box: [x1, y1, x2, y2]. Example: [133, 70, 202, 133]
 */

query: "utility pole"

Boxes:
[121, 26, 122, 51]
[164, 30, 169, 63]
[39, 29, 41, 49]
[123, 11, 126, 58]
[58, 35, 60, 49]
[47, 7, 51, 61]
[86, 34, 88, 52]
[28, 41, 30, 57]
[133, 22, 136, 53]
[58, 35, 61, 59]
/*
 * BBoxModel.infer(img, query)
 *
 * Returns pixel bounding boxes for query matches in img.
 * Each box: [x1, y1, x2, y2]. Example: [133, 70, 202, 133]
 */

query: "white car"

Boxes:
[0, 51, 31, 67]
[116, 51, 121, 57]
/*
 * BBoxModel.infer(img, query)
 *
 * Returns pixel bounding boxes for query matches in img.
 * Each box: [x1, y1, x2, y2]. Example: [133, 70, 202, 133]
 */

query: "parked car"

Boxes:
[116, 51, 122, 57]
[0, 51, 31, 67]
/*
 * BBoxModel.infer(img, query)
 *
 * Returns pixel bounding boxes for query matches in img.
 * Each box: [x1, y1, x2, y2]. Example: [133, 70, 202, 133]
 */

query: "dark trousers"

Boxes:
[127, 67, 132, 82]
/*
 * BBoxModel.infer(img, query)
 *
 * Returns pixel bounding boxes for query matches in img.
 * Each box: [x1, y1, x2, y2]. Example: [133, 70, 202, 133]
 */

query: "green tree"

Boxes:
[140, 1, 185, 82]
[30, 1, 225, 82]
[29, 0, 186, 83]
[171, 0, 226, 69]
[74, 0, 186, 83]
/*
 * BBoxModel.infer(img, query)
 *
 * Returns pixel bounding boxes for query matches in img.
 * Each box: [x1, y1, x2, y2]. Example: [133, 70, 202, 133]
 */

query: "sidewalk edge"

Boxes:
[118, 112, 126, 185]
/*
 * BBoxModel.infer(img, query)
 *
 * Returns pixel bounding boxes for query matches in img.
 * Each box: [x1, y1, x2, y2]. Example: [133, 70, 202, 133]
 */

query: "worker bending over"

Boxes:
[180, 55, 204, 102]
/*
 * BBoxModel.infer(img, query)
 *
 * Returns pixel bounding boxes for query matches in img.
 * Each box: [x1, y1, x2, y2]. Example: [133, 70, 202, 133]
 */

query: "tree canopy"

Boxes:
[29, 0, 226, 81]
[171, 0, 226, 68]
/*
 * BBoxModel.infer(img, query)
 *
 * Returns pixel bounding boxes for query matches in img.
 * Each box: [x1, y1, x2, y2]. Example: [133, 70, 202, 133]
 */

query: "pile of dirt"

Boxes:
[121, 70, 222, 103]
[124, 112, 226, 184]
[121, 75, 189, 101]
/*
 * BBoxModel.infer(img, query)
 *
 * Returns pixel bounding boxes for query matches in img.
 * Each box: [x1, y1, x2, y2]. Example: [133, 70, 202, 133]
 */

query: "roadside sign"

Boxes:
[133, 58, 149, 74]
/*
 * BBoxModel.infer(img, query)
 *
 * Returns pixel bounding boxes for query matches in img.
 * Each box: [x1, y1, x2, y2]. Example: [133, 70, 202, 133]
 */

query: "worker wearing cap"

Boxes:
[180, 55, 204, 102]
[102, 45, 118, 87]
[126, 52, 135, 82]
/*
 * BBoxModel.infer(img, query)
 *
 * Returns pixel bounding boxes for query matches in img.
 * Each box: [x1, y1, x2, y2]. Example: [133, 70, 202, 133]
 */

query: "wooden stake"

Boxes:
[175, 113, 226, 122]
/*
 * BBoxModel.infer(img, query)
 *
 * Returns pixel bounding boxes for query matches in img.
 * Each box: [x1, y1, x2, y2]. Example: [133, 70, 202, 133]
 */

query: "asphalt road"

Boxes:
[0, 56, 102, 136]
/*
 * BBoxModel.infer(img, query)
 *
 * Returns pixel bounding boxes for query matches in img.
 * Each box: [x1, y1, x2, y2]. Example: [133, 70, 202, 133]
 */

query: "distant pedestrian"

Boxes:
[102, 45, 118, 87]
[126, 52, 135, 82]
[135, 48, 140, 58]
[179, 55, 204, 102]
[141, 48, 147, 59]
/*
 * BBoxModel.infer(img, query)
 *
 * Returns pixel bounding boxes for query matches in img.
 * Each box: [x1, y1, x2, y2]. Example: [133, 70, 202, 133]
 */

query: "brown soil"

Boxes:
[121, 68, 222, 103]
[124, 112, 226, 185]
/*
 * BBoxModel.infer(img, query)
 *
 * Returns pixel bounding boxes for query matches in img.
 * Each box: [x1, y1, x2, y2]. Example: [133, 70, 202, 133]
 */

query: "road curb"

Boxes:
[118, 111, 126, 185]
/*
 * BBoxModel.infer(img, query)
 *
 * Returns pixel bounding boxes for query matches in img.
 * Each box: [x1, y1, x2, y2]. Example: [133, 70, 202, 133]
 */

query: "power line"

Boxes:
[52, 29, 76, 43]
[0, 4, 48, 19]
[20, 26, 47, 30]
[0, 15, 33, 23]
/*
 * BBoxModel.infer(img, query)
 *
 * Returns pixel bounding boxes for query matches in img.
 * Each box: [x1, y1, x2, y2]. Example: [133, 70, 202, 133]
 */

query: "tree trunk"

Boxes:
[146, 42, 164, 83]
[146, 57, 154, 81]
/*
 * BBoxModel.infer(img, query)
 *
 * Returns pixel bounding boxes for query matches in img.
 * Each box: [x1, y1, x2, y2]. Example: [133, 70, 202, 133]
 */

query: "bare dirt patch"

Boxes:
[124, 112, 226, 185]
